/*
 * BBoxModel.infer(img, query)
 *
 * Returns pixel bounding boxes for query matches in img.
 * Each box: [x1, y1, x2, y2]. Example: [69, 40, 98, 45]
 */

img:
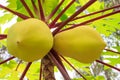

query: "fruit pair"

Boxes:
[7, 18, 106, 63]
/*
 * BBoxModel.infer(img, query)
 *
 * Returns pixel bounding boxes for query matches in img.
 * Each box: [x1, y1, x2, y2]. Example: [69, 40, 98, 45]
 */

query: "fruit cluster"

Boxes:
[7, 18, 106, 63]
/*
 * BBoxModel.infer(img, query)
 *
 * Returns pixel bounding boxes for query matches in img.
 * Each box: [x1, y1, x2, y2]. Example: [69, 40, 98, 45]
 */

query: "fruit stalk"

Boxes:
[31, 0, 39, 18]
[15, 60, 22, 71]
[50, 49, 71, 78]
[72, 4, 120, 21]
[96, 60, 120, 71]
[49, 51, 71, 80]
[0, 56, 15, 65]
[20, 0, 34, 17]
[105, 49, 120, 54]
[53, 4, 120, 28]
[0, 34, 7, 40]
[47, 0, 65, 21]
[50, 49, 67, 70]
[60, 55, 86, 80]
[0, 4, 29, 19]
[49, 0, 76, 28]
[38, 0, 45, 21]
[20, 62, 32, 80]
[72, 10, 120, 27]
[52, 0, 97, 35]
[62, 9, 120, 31]
[39, 62, 42, 80]
[42, 49, 68, 80]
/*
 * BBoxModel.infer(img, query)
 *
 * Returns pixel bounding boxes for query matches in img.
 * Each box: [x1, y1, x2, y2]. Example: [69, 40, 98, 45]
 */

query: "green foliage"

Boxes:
[16, 0, 23, 10]
[114, 46, 120, 52]
[91, 13, 120, 36]
[72, 75, 105, 80]
[0, 0, 120, 79]
[0, 60, 41, 79]
[102, 50, 120, 70]
[0, 60, 18, 79]
[41, 0, 59, 16]
[0, 13, 14, 24]
[7, 0, 17, 10]
[26, 62, 40, 79]
[16, 0, 33, 18]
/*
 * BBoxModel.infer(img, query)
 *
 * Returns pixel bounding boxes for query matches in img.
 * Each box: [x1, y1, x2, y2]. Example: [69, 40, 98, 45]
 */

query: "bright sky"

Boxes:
[0, 0, 17, 33]
[0, 0, 8, 6]
[0, 0, 8, 16]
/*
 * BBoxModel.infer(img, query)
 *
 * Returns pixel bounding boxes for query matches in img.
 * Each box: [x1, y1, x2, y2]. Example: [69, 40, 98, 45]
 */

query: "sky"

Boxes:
[0, 0, 17, 33]
[0, 0, 8, 6]
[0, 0, 8, 16]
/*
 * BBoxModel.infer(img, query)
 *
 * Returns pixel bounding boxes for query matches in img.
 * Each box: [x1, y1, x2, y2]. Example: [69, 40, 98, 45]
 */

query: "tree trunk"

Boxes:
[41, 55, 55, 80]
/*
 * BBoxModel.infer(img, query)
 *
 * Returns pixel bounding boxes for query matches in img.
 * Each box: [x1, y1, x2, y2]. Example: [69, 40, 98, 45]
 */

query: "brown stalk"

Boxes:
[52, 0, 97, 35]
[20, 0, 34, 17]
[15, 60, 22, 71]
[48, 52, 71, 80]
[0, 34, 7, 40]
[0, 4, 29, 19]
[73, 4, 120, 21]
[62, 10, 120, 31]
[38, 0, 45, 21]
[50, 49, 71, 79]
[47, 0, 65, 21]
[105, 48, 120, 54]
[39, 62, 42, 80]
[96, 60, 120, 71]
[20, 62, 32, 80]
[0, 56, 15, 65]
[31, 0, 39, 18]
[53, 4, 120, 28]
[49, 0, 76, 28]
[60, 55, 86, 80]
[50, 49, 66, 69]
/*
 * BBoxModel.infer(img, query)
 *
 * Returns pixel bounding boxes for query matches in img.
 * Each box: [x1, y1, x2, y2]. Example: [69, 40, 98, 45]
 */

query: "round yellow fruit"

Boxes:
[7, 18, 53, 62]
[53, 26, 106, 63]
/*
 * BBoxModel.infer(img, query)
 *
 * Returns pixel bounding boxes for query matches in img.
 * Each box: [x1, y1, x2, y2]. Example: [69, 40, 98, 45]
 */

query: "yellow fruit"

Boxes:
[7, 18, 53, 62]
[53, 26, 106, 63]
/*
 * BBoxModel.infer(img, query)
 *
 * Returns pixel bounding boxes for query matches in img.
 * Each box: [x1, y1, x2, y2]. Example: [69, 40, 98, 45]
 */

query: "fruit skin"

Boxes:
[53, 26, 106, 63]
[7, 18, 53, 62]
